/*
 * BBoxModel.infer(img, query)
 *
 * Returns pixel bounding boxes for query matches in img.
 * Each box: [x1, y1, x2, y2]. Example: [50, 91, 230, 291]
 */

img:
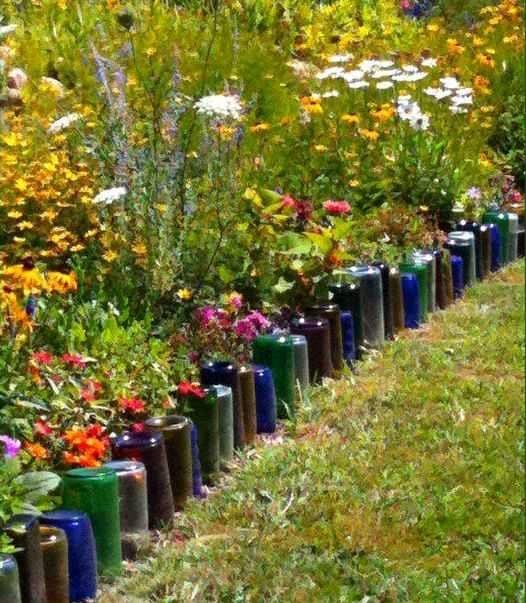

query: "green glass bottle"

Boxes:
[399, 261, 428, 324]
[252, 335, 295, 419]
[62, 467, 122, 577]
[183, 388, 220, 484]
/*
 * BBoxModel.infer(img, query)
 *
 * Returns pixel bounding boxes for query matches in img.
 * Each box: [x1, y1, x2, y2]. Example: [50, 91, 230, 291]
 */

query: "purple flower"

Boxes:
[466, 187, 482, 200]
[0, 435, 21, 458]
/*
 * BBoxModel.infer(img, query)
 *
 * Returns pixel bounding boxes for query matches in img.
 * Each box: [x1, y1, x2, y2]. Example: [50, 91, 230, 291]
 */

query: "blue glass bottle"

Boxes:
[450, 255, 464, 299]
[401, 273, 420, 329]
[253, 364, 277, 434]
[340, 311, 356, 364]
[486, 223, 501, 271]
[41, 510, 97, 603]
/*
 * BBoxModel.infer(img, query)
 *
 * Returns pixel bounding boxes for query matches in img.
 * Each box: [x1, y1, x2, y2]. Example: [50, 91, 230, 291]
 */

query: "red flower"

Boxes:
[177, 381, 206, 399]
[61, 353, 87, 368]
[323, 200, 351, 215]
[80, 380, 102, 403]
[295, 200, 313, 221]
[31, 350, 54, 365]
[118, 397, 146, 414]
[34, 419, 53, 437]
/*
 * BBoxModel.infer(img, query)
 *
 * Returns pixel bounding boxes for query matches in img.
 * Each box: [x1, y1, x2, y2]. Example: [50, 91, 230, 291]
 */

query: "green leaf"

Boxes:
[14, 471, 61, 501]
[273, 277, 295, 294]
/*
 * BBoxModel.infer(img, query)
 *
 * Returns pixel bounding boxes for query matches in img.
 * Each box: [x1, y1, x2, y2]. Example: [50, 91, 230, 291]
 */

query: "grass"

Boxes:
[104, 263, 524, 602]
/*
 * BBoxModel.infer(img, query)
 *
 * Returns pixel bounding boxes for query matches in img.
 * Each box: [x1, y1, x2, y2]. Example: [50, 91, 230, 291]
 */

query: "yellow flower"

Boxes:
[17, 221, 34, 231]
[47, 271, 78, 294]
[176, 288, 193, 301]
[427, 23, 440, 32]
[447, 38, 465, 55]
[103, 250, 118, 262]
[477, 53, 495, 68]
[359, 128, 379, 142]
[146, 48, 156, 57]
[300, 96, 323, 115]
[218, 125, 235, 141]
[341, 113, 360, 126]
[371, 105, 394, 123]
[7, 210, 22, 219]
[250, 123, 271, 133]
[132, 242, 147, 256]
[313, 144, 328, 152]
[14, 178, 27, 192]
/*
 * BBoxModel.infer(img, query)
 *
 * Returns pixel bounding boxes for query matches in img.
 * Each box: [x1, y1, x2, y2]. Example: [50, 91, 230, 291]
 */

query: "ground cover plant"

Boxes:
[106, 264, 524, 602]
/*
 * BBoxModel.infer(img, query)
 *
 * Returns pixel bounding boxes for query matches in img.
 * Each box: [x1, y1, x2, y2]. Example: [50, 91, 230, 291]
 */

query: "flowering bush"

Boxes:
[0, 0, 521, 482]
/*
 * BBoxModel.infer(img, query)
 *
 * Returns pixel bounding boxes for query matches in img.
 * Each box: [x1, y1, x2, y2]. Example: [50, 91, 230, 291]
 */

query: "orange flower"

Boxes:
[24, 442, 49, 460]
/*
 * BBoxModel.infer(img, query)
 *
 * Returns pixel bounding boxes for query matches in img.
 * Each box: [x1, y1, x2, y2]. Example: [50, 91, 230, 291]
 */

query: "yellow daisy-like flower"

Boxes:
[250, 123, 271, 133]
[177, 288, 193, 301]
[341, 113, 360, 126]
[313, 144, 328, 152]
[17, 221, 34, 231]
[103, 250, 118, 263]
[7, 210, 22, 219]
[132, 242, 147, 256]
[359, 128, 379, 142]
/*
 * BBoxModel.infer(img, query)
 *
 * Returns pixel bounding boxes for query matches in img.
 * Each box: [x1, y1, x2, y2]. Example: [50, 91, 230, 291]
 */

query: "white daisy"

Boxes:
[342, 69, 365, 82]
[421, 57, 438, 68]
[370, 69, 400, 79]
[47, 112, 81, 135]
[93, 186, 127, 206]
[316, 66, 346, 80]
[328, 53, 353, 64]
[424, 87, 452, 100]
[451, 95, 473, 106]
[402, 64, 419, 73]
[376, 81, 394, 90]
[321, 90, 340, 98]
[347, 80, 369, 89]
[440, 76, 461, 90]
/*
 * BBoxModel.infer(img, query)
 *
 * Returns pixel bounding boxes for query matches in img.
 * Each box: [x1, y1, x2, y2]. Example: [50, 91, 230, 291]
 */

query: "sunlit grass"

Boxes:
[104, 263, 524, 602]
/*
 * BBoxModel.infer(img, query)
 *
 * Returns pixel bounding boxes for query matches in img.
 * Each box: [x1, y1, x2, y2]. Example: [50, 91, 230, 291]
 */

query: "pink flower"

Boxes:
[323, 200, 351, 215]
[235, 318, 257, 341]
[195, 306, 218, 327]
[281, 195, 296, 209]
[246, 310, 270, 330]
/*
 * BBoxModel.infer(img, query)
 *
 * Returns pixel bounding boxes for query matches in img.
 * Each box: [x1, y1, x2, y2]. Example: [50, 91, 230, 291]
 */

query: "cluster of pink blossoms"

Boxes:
[194, 304, 270, 342]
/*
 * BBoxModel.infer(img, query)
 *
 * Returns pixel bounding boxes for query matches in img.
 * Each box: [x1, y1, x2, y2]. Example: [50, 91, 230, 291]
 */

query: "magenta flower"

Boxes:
[235, 318, 257, 341]
[0, 435, 21, 458]
[246, 310, 271, 330]
[196, 306, 218, 327]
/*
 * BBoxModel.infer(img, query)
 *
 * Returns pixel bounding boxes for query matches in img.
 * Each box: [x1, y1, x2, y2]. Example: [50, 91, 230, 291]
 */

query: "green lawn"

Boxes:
[105, 263, 524, 602]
